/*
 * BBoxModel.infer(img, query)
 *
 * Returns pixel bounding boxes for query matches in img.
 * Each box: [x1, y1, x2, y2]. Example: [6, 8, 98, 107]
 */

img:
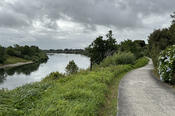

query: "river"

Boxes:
[0, 54, 90, 90]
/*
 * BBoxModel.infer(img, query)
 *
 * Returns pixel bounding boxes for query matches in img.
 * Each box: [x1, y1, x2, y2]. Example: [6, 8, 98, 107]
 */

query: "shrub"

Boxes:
[65, 60, 79, 74]
[134, 57, 149, 68]
[43, 72, 64, 81]
[158, 45, 175, 84]
[100, 52, 136, 67]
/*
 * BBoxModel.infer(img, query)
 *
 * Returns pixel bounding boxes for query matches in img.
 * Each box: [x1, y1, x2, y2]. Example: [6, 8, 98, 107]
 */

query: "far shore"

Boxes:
[0, 61, 33, 69]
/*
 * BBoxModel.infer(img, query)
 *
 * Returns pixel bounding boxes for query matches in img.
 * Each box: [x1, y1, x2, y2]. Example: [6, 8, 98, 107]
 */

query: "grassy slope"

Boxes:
[0, 56, 29, 66]
[99, 57, 149, 116]
[0, 57, 149, 116]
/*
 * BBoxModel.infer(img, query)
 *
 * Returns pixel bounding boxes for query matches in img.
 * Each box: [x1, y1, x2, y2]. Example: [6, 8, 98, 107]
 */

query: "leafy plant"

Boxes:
[65, 60, 79, 74]
[158, 45, 175, 84]
[100, 52, 136, 67]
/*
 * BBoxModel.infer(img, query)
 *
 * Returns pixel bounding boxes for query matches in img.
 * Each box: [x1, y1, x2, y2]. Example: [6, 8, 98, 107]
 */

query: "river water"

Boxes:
[0, 54, 90, 90]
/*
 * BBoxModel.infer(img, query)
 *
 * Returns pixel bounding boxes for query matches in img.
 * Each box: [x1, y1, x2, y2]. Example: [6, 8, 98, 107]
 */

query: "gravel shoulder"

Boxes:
[118, 60, 175, 116]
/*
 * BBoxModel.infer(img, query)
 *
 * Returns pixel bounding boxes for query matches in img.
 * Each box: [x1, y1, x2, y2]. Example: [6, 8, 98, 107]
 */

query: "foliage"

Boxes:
[66, 60, 79, 74]
[119, 39, 147, 59]
[86, 30, 117, 65]
[0, 55, 149, 116]
[148, 12, 175, 67]
[133, 57, 149, 68]
[0, 44, 48, 64]
[158, 45, 175, 84]
[0, 81, 53, 116]
[43, 72, 64, 81]
[0, 45, 6, 64]
[4, 56, 28, 65]
[100, 52, 136, 67]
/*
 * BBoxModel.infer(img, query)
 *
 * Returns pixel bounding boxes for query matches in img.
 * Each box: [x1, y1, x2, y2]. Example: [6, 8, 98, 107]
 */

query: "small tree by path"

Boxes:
[65, 60, 79, 75]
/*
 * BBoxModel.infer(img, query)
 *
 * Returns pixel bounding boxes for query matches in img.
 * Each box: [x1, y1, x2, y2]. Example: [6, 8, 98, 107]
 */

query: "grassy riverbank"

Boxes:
[2, 56, 29, 65]
[0, 56, 148, 116]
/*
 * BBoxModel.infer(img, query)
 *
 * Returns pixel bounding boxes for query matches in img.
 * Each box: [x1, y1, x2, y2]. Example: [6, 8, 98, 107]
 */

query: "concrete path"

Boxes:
[118, 60, 175, 116]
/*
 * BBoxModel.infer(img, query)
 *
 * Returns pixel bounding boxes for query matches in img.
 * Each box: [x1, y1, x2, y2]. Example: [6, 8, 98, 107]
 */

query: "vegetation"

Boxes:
[0, 45, 48, 65]
[119, 39, 148, 58]
[0, 52, 148, 116]
[99, 57, 149, 116]
[44, 49, 85, 54]
[158, 45, 175, 84]
[4, 56, 28, 65]
[100, 52, 136, 67]
[85, 30, 117, 66]
[0, 46, 6, 64]
[0, 29, 150, 116]
[85, 30, 148, 70]
[148, 12, 175, 67]
[65, 60, 79, 74]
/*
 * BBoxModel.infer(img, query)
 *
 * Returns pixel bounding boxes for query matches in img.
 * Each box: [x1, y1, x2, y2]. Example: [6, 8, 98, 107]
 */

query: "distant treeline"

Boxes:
[0, 44, 48, 64]
[44, 49, 85, 55]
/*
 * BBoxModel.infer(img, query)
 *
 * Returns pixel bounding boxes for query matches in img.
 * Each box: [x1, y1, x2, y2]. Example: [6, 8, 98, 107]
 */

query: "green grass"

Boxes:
[3, 56, 29, 65]
[98, 57, 149, 116]
[0, 57, 149, 116]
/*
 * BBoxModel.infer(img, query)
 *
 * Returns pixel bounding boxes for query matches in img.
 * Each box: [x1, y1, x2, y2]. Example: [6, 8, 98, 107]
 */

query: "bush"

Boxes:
[158, 45, 175, 84]
[65, 60, 79, 74]
[100, 52, 136, 67]
[43, 72, 64, 81]
[134, 57, 149, 68]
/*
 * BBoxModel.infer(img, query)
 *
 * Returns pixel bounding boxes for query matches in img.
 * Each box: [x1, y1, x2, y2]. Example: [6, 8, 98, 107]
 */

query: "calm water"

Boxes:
[0, 54, 90, 90]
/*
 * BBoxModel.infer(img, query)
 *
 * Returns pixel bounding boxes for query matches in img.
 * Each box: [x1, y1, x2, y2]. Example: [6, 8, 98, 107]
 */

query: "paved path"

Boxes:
[118, 60, 175, 116]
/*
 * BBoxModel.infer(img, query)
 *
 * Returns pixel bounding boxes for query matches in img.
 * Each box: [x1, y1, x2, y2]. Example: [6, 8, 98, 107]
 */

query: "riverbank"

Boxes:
[0, 56, 149, 116]
[0, 56, 33, 69]
[0, 61, 33, 69]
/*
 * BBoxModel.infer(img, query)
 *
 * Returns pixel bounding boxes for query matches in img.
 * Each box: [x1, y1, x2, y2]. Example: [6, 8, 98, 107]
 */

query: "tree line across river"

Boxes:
[0, 45, 48, 64]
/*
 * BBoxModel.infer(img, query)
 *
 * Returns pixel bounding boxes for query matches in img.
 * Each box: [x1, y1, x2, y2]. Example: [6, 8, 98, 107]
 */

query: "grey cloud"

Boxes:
[0, 0, 174, 49]
[1, 0, 175, 29]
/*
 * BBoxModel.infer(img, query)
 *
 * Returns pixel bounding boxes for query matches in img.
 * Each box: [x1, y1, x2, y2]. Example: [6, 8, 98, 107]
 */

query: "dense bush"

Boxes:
[158, 45, 175, 84]
[0, 45, 6, 63]
[43, 72, 64, 81]
[66, 60, 79, 74]
[119, 40, 147, 59]
[100, 52, 136, 67]
[148, 13, 175, 67]
[85, 30, 117, 65]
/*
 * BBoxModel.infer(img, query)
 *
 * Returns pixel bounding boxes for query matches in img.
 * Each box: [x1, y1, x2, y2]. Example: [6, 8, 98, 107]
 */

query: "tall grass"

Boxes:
[0, 54, 149, 116]
[100, 52, 136, 67]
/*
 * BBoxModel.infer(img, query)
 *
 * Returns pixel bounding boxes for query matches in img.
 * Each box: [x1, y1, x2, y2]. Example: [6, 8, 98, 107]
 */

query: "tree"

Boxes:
[119, 39, 146, 59]
[0, 45, 6, 64]
[86, 30, 117, 69]
[65, 60, 79, 74]
[170, 12, 175, 24]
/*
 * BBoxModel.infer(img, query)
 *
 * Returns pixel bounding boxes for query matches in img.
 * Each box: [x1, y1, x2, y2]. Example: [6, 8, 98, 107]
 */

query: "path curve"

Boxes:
[118, 59, 175, 116]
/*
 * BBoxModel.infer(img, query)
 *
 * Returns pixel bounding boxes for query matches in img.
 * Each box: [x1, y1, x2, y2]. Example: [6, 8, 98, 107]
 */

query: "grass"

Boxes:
[0, 57, 149, 116]
[98, 72, 127, 116]
[99, 57, 149, 116]
[3, 56, 29, 65]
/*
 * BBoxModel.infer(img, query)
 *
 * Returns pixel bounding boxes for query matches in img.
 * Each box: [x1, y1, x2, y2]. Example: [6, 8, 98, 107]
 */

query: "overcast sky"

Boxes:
[0, 0, 174, 49]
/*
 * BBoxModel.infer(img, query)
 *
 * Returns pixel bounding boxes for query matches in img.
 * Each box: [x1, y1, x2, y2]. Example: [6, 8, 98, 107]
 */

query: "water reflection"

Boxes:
[0, 54, 90, 90]
[0, 63, 41, 84]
